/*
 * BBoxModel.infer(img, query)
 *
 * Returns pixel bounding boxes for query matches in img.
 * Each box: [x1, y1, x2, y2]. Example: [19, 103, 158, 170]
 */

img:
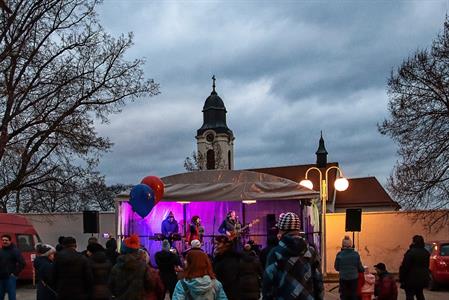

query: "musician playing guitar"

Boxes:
[218, 210, 241, 237]
[219, 211, 259, 251]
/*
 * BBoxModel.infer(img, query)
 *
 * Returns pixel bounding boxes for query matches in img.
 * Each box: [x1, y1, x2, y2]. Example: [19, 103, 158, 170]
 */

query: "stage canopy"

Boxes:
[159, 170, 319, 202]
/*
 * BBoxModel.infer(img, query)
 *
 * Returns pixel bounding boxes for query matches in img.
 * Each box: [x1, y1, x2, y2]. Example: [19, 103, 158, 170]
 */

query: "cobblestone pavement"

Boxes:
[16, 283, 449, 300]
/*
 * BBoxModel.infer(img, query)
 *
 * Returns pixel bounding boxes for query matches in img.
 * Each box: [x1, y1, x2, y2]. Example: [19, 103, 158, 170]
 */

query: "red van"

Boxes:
[426, 240, 449, 290]
[0, 213, 41, 280]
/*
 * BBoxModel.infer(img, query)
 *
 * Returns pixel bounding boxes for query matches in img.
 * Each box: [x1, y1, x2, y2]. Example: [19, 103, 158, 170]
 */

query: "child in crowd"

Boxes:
[361, 266, 375, 300]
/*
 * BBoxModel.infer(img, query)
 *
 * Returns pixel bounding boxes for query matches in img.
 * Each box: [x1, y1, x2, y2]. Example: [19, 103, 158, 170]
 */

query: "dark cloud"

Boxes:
[95, 0, 446, 186]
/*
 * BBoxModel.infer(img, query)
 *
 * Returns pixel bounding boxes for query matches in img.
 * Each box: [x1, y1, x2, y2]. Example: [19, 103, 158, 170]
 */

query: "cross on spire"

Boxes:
[212, 75, 216, 92]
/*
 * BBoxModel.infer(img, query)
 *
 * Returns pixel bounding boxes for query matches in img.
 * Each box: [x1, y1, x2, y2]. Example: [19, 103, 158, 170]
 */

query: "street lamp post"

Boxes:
[300, 166, 349, 276]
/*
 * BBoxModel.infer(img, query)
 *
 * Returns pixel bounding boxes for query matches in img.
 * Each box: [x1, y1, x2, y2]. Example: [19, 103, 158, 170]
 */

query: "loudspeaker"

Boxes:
[83, 210, 99, 233]
[266, 214, 278, 238]
[345, 208, 362, 232]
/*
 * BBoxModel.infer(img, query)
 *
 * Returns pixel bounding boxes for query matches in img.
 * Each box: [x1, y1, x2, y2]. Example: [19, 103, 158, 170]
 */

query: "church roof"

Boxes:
[334, 177, 400, 209]
[203, 90, 226, 112]
[197, 76, 233, 136]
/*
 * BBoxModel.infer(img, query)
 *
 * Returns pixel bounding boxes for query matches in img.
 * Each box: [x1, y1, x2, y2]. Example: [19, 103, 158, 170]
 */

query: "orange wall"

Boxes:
[325, 211, 449, 274]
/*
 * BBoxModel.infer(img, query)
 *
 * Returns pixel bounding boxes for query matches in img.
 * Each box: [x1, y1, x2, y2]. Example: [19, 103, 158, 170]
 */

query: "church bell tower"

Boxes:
[196, 76, 234, 170]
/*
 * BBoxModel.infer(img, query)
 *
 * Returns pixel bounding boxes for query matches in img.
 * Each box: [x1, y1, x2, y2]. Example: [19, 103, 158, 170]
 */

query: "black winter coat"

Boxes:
[214, 251, 241, 300]
[214, 250, 262, 300]
[154, 250, 180, 295]
[238, 253, 263, 300]
[34, 256, 56, 300]
[53, 248, 93, 300]
[399, 245, 430, 289]
[109, 253, 151, 300]
[0, 244, 26, 279]
[89, 251, 112, 300]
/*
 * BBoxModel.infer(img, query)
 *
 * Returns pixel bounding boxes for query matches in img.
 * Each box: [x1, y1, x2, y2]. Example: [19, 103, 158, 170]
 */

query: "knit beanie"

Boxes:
[162, 239, 170, 251]
[35, 243, 56, 257]
[342, 235, 352, 248]
[121, 234, 140, 254]
[191, 239, 201, 249]
[277, 212, 301, 231]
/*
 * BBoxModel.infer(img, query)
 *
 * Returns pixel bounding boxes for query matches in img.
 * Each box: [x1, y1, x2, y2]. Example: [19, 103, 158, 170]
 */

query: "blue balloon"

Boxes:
[129, 183, 155, 218]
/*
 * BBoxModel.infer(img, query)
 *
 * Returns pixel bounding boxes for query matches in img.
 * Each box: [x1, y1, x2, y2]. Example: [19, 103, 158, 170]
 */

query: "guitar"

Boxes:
[228, 218, 260, 240]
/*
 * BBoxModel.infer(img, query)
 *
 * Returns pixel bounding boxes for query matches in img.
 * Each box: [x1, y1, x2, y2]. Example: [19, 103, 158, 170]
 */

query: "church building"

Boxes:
[194, 76, 399, 212]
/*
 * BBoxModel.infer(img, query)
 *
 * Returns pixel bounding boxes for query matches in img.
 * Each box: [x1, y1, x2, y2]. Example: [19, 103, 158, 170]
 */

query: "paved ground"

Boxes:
[15, 283, 449, 300]
[324, 283, 449, 300]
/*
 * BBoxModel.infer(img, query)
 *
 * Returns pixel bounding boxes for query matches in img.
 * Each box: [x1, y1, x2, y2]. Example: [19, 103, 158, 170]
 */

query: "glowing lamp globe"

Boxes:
[299, 179, 314, 190]
[334, 177, 349, 191]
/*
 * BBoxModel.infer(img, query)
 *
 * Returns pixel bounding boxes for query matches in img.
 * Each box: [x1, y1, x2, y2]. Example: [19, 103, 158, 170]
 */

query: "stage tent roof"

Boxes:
[153, 170, 319, 202]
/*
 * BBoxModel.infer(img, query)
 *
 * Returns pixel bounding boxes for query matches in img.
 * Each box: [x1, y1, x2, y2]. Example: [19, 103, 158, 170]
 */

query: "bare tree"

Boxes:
[184, 142, 225, 171]
[379, 17, 449, 230]
[0, 0, 159, 211]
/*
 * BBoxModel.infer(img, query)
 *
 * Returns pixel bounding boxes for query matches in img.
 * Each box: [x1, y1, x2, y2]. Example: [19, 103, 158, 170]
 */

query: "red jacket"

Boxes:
[375, 271, 398, 300]
[186, 224, 200, 243]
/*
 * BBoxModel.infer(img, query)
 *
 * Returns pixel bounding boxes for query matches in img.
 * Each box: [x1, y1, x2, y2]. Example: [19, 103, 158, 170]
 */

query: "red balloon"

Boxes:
[141, 176, 164, 203]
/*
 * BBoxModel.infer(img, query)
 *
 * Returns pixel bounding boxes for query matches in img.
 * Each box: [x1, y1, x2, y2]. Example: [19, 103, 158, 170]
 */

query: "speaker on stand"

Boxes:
[83, 210, 99, 235]
[345, 208, 362, 248]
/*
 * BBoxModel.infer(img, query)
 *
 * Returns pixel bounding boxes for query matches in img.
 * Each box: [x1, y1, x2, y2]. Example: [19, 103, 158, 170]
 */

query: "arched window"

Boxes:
[228, 150, 232, 170]
[206, 150, 215, 170]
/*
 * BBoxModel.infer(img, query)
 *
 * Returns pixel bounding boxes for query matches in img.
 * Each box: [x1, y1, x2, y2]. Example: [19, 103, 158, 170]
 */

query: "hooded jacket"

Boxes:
[334, 248, 364, 280]
[109, 253, 151, 300]
[172, 275, 228, 300]
[161, 216, 179, 237]
[262, 233, 323, 300]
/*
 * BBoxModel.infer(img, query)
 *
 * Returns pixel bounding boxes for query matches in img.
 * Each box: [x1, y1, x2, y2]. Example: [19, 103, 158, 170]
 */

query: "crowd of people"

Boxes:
[0, 212, 432, 300]
[334, 234, 430, 300]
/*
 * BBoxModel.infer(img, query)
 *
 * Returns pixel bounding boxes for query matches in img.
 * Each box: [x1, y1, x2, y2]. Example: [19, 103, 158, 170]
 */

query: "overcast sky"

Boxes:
[94, 0, 447, 186]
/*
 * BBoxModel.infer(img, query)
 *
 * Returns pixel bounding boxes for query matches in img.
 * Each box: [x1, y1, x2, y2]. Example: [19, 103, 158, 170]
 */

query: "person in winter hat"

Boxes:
[262, 212, 323, 300]
[109, 235, 152, 300]
[173, 249, 227, 299]
[334, 236, 364, 300]
[374, 263, 398, 300]
[137, 249, 165, 300]
[87, 243, 112, 300]
[161, 211, 179, 247]
[53, 236, 93, 300]
[155, 239, 182, 298]
[34, 244, 57, 300]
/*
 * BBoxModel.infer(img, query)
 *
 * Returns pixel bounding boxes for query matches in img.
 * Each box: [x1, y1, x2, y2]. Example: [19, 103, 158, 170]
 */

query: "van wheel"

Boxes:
[429, 273, 438, 291]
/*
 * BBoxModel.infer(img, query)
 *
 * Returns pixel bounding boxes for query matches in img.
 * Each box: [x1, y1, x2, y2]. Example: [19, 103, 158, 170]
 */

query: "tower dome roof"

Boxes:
[197, 75, 233, 137]
[203, 91, 226, 112]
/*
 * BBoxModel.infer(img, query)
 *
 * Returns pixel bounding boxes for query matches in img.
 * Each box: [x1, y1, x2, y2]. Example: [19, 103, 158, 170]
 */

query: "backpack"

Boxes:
[180, 279, 217, 300]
